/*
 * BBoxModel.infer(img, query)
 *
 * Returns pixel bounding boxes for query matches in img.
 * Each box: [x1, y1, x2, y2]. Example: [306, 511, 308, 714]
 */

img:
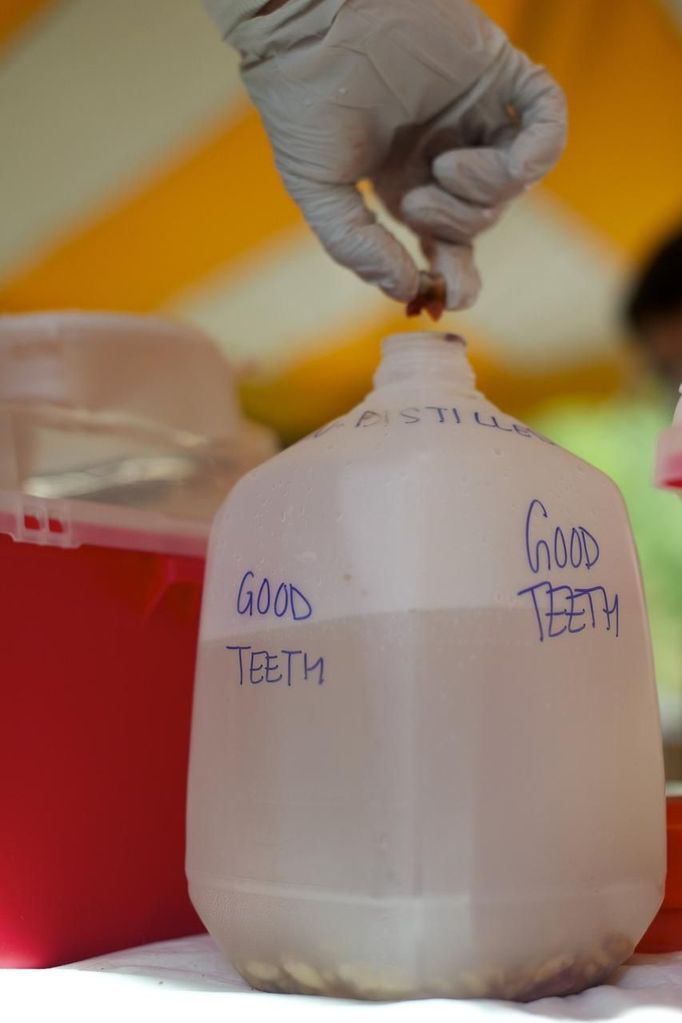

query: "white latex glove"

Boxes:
[205, 0, 567, 312]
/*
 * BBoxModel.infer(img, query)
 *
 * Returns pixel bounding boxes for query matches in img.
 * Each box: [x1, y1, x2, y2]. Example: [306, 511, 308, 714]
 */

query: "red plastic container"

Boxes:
[0, 491, 206, 967]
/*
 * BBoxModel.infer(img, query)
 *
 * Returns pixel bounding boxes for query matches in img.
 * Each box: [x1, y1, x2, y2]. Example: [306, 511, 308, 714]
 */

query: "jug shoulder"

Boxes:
[215, 396, 625, 516]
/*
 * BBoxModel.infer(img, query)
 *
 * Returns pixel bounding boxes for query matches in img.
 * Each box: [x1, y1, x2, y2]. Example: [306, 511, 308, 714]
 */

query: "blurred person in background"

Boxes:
[530, 225, 682, 779]
[628, 230, 682, 401]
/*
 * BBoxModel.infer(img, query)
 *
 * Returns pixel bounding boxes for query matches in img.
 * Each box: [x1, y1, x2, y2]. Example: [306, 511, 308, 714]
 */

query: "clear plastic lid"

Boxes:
[0, 312, 276, 532]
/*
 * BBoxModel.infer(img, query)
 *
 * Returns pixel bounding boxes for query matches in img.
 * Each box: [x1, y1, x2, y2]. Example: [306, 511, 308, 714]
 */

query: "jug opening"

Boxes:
[373, 331, 478, 395]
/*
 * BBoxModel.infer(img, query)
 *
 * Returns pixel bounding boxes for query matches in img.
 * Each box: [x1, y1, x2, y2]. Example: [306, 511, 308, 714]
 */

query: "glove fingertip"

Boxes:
[436, 254, 482, 311]
[378, 255, 422, 303]
[449, 282, 480, 311]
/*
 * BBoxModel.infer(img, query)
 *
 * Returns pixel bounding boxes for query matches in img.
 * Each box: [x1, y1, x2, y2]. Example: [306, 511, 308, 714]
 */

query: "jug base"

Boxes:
[189, 877, 648, 1002]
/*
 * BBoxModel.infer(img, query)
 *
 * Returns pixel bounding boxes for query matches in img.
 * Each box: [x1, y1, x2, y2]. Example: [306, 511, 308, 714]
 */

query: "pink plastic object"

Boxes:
[654, 387, 682, 491]
[0, 491, 206, 967]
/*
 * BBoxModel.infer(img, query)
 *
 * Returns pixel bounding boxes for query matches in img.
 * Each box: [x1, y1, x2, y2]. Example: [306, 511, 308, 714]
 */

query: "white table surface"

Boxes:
[4, 936, 682, 1023]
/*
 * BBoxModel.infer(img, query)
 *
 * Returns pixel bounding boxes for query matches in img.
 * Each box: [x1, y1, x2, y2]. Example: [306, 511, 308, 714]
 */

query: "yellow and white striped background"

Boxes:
[1, 0, 681, 441]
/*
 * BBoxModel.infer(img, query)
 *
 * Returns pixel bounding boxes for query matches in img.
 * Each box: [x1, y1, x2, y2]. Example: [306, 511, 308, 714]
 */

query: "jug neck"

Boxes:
[372, 332, 479, 396]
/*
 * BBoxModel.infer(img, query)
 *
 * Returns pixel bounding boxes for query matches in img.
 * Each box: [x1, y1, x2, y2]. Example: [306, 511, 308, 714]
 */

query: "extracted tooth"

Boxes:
[242, 961, 282, 989]
[281, 959, 325, 993]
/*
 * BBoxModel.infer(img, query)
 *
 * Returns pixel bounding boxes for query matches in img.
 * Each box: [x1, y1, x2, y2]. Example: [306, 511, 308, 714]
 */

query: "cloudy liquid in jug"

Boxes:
[191, 605, 657, 999]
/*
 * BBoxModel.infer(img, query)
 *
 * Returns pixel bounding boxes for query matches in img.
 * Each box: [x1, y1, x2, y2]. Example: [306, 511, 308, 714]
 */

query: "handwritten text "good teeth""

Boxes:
[226, 645, 325, 687]
[517, 499, 619, 642]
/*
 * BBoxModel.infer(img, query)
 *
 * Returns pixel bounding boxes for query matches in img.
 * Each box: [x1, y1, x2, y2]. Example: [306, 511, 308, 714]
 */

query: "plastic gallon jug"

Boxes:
[187, 332, 666, 1002]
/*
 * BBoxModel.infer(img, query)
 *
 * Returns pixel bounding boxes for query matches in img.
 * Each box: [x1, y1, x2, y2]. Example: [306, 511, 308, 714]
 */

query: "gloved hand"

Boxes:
[205, 0, 567, 311]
